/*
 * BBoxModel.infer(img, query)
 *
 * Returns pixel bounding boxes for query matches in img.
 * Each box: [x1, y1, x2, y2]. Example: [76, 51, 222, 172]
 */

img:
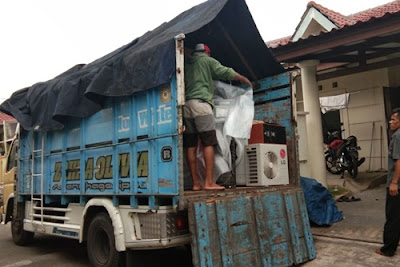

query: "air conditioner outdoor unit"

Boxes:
[245, 143, 289, 186]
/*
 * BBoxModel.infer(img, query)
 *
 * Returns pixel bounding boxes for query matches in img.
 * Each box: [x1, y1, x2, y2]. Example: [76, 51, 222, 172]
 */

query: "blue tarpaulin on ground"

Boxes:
[300, 176, 343, 226]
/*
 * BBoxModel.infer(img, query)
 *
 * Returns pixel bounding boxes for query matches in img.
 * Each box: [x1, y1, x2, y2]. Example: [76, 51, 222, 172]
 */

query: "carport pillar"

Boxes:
[298, 60, 327, 187]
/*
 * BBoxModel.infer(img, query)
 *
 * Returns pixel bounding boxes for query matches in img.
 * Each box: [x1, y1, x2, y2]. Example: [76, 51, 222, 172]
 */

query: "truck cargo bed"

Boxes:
[183, 184, 296, 203]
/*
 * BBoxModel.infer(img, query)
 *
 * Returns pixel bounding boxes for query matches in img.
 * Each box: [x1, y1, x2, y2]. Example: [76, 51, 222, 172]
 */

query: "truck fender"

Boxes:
[4, 193, 14, 223]
[80, 198, 126, 251]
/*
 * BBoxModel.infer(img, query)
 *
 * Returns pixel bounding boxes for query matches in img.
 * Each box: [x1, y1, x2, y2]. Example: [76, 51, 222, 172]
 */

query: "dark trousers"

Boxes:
[381, 189, 400, 256]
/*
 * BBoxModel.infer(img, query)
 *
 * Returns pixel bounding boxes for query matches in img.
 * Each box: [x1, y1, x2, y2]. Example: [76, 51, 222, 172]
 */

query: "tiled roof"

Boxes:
[0, 112, 16, 124]
[267, 0, 400, 48]
[351, 1, 400, 22]
[309, 1, 355, 27]
[267, 36, 292, 49]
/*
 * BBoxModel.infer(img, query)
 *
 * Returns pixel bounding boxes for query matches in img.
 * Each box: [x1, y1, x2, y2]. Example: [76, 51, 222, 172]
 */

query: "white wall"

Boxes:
[296, 68, 390, 173]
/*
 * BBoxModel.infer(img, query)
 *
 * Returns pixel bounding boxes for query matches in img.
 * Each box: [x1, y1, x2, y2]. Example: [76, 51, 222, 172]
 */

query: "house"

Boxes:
[267, 0, 400, 185]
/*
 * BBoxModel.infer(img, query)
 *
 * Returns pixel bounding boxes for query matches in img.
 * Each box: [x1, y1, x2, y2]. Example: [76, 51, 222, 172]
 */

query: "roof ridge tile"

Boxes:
[269, 0, 400, 49]
[308, 1, 355, 27]
[349, 0, 400, 22]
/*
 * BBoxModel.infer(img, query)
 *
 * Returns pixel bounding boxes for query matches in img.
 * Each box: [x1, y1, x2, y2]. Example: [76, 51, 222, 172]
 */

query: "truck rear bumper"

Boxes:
[125, 234, 191, 250]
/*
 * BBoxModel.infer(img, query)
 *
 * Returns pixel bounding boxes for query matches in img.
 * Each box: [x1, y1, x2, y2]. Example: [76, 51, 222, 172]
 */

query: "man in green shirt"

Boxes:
[184, 43, 252, 191]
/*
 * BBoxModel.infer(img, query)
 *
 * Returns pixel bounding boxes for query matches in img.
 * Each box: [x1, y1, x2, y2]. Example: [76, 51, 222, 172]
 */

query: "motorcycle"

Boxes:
[324, 131, 365, 178]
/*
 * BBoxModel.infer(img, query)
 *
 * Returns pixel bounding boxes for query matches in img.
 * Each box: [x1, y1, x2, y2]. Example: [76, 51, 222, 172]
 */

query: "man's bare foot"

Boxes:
[192, 185, 202, 191]
[204, 183, 225, 190]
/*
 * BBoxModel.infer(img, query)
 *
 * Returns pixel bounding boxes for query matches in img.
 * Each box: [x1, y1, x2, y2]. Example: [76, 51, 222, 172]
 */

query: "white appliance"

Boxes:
[245, 143, 289, 186]
[234, 138, 248, 186]
[214, 99, 233, 124]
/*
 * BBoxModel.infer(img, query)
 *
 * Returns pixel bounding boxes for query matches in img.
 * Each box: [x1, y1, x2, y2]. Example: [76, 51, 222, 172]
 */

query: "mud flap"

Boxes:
[188, 187, 316, 267]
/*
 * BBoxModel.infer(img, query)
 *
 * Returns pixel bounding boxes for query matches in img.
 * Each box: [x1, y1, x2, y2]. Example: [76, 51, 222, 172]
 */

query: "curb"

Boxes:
[328, 173, 387, 195]
[366, 174, 387, 190]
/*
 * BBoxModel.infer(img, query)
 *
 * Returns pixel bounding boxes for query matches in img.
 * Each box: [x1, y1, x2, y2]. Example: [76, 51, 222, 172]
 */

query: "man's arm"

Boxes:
[389, 159, 400, 196]
[209, 57, 252, 88]
[234, 73, 252, 88]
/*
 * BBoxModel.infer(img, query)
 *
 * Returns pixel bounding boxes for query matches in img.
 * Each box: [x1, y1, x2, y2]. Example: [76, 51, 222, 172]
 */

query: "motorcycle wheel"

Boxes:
[347, 154, 358, 178]
[325, 154, 342, 175]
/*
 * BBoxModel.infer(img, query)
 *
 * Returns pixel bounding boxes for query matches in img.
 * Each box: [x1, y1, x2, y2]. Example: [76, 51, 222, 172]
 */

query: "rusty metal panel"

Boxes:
[254, 98, 292, 132]
[254, 72, 292, 139]
[216, 196, 261, 267]
[253, 72, 300, 185]
[297, 190, 316, 260]
[189, 201, 223, 267]
[189, 188, 315, 267]
[254, 73, 291, 92]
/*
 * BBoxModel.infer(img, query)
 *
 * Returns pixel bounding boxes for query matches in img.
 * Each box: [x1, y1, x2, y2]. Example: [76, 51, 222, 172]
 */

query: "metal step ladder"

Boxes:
[30, 132, 45, 232]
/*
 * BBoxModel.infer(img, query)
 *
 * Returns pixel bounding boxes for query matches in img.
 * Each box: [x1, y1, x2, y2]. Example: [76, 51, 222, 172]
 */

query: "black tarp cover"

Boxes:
[0, 0, 284, 131]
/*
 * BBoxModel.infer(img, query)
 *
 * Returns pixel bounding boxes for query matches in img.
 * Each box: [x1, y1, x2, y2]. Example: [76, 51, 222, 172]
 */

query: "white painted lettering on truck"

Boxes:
[118, 115, 130, 132]
[157, 104, 172, 125]
[138, 105, 172, 129]
[137, 108, 152, 129]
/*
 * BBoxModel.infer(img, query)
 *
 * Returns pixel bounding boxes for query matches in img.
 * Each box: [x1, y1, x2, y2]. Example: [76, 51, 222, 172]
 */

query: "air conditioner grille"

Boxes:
[246, 148, 259, 184]
[245, 144, 289, 186]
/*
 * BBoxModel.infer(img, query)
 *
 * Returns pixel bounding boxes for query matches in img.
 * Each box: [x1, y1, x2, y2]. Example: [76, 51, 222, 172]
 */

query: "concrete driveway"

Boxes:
[302, 172, 400, 266]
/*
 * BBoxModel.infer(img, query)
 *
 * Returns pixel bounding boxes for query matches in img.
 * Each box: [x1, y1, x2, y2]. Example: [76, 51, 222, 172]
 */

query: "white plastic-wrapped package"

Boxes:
[223, 89, 254, 139]
[195, 126, 232, 185]
[194, 81, 254, 185]
[213, 81, 254, 139]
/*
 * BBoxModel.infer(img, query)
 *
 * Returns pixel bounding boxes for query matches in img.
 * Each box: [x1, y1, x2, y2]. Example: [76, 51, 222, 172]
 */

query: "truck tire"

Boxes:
[87, 212, 124, 267]
[11, 204, 34, 246]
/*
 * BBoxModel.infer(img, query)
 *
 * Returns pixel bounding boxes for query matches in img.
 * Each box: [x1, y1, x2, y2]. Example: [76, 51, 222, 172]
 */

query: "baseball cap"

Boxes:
[194, 43, 211, 54]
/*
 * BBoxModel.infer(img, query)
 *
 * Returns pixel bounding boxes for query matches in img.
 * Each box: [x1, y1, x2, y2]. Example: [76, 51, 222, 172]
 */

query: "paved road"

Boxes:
[304, 183, 400, 266]
[0, 224, 192, 267]
[312, 183, 386, 243]
[0, 224, 89, 267]
[302, 236, 400, 267]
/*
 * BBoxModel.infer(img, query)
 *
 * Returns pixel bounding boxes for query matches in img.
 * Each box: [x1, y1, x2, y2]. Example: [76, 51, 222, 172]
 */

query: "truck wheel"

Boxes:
[87, 212, 124, 267]
[11, 205, 34, 246]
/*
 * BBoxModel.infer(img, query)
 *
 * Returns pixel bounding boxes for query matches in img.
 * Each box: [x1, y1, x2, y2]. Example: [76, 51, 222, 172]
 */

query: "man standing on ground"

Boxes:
[184, 43, 252, 191]
[376, 108, 400, 257]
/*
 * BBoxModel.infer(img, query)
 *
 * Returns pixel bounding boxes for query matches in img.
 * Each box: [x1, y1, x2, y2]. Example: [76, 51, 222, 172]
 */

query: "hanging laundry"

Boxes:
[319, 93, 350, 114]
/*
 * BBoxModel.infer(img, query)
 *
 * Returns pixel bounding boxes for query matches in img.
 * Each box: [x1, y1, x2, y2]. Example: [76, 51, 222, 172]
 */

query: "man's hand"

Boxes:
[235, 73, 252, 88]
[389, 182, 398, 196]
[391, 159, 400, 196]
[241, 76, 252, 88]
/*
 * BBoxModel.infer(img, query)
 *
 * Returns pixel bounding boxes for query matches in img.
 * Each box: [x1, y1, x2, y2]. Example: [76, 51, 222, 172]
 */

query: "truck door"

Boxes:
[188, 188, 315, 267]
[0, 138, 17, 222]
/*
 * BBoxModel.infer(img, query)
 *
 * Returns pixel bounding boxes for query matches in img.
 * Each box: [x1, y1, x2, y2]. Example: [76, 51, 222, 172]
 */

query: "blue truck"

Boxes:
[0, 0, 316, 266]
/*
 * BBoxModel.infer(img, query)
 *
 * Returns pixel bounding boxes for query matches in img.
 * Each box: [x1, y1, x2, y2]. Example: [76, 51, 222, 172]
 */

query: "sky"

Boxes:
[0, 0, 394, 102]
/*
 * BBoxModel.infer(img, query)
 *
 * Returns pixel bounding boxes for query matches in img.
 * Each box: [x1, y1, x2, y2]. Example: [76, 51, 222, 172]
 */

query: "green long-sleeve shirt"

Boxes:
[184, 52, 236, 106]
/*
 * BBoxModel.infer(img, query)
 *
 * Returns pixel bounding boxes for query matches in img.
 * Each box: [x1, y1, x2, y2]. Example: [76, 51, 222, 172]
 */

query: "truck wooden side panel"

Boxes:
[253, 72, 299, 185]
[188, 187, 315, 267]
[18, 79, 181, 209]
